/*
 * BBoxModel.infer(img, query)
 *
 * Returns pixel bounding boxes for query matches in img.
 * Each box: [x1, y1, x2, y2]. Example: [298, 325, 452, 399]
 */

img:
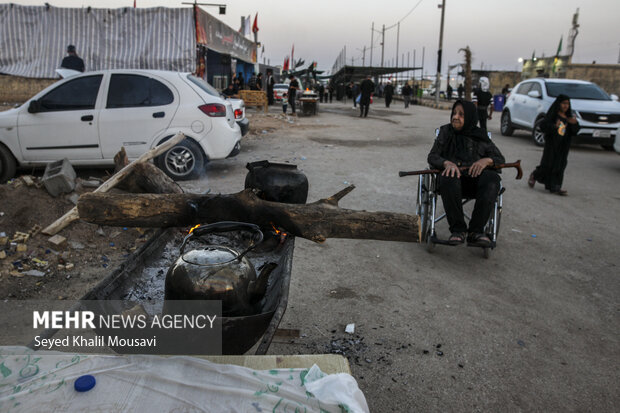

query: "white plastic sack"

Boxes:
[0, 346, 369, 413]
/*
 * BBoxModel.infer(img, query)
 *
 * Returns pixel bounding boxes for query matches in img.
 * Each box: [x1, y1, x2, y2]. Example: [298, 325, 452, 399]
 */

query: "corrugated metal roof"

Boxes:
[0, 4, 196, 79]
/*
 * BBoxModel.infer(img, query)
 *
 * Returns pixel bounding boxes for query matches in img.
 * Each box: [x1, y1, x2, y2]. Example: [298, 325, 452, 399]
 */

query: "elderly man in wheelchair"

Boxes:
[423, 99, 505, 252]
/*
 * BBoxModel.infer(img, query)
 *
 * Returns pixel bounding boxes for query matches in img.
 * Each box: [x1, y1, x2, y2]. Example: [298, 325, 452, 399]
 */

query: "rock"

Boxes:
[345, 323, 355, 334]
[69, 241, 85, 250]
[48, 235, 67, 246]
[16, 243, 27, 252]
[67, 193, 80, 205]
[0, 251, 5, 259]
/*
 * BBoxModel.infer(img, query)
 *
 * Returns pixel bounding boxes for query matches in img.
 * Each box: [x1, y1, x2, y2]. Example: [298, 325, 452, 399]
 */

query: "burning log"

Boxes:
[77, 186, 421, 243]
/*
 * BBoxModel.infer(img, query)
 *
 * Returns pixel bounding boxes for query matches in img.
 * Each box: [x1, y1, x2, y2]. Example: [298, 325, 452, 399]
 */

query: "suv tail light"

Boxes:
[234, 109, 243, 119]
[198, 104, 226, 117]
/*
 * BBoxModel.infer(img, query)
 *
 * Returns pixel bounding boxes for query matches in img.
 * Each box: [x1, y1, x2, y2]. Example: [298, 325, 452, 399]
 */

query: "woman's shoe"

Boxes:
[467, 233, 492, 248]
[447, 232, 466, 245]
[528, 172, 535, 188]
[553, 189, 568, 196]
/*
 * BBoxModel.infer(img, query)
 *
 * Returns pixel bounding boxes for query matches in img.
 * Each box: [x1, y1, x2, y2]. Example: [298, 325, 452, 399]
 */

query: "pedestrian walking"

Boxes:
[384, 81, 394, 108]
[287, 75, 300, 115]
[359, 75, 374, 118]
[266, 69, 275, 105]
[528, 94, 579, 195]
[402, 83, 412, 108]
[473, 77, 493, 134]
[447, 84, 453, 101]
[60, 45, 85, 72]
[457, 83, 464, 100]
[352, 82, 360, 108]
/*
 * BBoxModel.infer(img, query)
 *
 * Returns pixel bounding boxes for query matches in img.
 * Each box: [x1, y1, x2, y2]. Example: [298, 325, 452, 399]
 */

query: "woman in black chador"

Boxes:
[428, 100, 505, 247]
[528, 94, 579, 195]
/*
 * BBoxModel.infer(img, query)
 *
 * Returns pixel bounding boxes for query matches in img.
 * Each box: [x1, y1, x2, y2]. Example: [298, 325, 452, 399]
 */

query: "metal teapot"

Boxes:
[165, 221, 264, 316]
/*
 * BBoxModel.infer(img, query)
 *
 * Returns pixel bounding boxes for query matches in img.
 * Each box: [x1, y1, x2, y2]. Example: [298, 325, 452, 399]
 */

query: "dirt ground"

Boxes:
[0, 176, 157, 300]
[2, 101, 619, 412]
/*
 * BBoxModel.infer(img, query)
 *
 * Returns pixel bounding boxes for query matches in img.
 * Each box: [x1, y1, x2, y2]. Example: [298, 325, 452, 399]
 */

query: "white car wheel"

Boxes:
[157, 139, 205, 180]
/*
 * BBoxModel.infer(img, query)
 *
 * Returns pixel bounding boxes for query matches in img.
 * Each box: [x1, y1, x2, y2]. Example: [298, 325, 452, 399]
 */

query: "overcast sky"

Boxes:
[9, 0, 620, 75]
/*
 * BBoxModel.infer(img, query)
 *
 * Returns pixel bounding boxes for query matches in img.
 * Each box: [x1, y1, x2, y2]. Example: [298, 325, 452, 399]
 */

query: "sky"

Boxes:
[8, 0, 620, 76]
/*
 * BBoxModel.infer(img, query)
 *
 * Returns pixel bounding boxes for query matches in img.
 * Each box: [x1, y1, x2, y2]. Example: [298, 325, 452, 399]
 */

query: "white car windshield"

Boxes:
[187, 74, 222, 98]
[546, 82, 610, 101]
[274, 84, 288, 89]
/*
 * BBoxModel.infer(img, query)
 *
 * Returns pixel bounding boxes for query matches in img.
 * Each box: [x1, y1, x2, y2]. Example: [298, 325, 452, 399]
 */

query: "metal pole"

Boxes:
[396, 21, 400, 68]
[413, 49, 416, 82]
[363, 46, 366, 66]
[370, 22, 374, 67]
[407, 51, 410, 81]
[421, 46, 425, 82]
[435, 0, 446, 104]
[381, 24, 385, 67]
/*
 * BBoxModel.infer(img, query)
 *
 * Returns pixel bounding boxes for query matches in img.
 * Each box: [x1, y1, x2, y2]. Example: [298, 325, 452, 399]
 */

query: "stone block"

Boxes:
[42, 158, 76, 197]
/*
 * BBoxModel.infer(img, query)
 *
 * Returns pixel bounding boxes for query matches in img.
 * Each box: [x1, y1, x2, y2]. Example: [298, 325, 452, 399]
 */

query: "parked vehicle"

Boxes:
[615, 126, 620, 155]
[501, 78, 620, 149]
[187, 76, 249, 137]
[0, 70, 242, 181]
[273, 83, 289, 102]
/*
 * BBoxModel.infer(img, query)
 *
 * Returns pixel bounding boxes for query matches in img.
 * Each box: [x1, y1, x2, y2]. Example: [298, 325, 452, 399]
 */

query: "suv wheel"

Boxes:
[0, 144, 17, 183]
[500, 111, 514, 136]
[156, 139, 205, 181]
[532, 118, 546, 146]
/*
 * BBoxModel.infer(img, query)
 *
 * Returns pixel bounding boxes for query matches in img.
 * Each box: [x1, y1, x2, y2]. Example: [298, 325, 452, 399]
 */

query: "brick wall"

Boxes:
[0, 75, 57, 104]
[564, 64, 620, 96]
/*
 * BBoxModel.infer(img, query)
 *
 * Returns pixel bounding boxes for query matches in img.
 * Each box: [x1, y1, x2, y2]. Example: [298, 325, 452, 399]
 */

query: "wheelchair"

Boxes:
[415, 170, 504, 259]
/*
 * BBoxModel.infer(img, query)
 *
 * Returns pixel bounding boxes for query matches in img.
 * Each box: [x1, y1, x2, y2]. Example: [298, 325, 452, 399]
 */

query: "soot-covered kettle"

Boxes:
[164, 221, 264, 316]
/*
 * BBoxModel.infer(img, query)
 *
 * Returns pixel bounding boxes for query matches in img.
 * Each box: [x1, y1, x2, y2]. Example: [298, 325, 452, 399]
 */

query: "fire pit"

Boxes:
[299, 88, 319, 116]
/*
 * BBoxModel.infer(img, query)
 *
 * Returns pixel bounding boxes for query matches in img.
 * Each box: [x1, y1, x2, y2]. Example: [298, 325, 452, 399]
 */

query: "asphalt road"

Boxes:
[182, 100, 620, 412]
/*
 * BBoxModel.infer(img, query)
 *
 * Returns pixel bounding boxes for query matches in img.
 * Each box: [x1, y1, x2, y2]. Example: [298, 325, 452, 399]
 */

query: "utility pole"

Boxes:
[435, 0, 446, 104]
[370, 22, 374, 67]
[363, 45, 366, 66]
[421, 46, 425, 82]
[381, 24, 385, 67]
[396, 22, 400, 67]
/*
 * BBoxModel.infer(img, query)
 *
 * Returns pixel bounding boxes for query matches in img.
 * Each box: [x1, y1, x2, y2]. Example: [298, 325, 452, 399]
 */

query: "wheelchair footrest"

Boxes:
[429, 234, 458, 246]
[430, 234, 496, 249]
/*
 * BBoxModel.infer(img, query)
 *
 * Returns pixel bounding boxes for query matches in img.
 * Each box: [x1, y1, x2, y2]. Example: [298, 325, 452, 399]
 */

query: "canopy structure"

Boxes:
[0, 4, 195, 78]
[328, 65, 422, 85]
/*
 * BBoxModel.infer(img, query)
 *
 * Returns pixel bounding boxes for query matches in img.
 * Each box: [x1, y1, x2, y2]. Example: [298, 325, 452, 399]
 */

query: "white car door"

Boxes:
[521, 82, 545, 126]
[510, 82, 533, 127]
[98, 73, 179, 160]
[17, 75, 103, 161]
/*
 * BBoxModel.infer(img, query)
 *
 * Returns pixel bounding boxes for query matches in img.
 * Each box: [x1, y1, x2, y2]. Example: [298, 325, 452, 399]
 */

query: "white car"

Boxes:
[187, 77, 249, 137]
[501, 78, 620, 149]
[0, 69, 242, 181]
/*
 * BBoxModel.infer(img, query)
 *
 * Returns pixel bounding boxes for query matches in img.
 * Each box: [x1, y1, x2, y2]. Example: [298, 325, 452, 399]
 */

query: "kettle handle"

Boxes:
[180, 221, 264, 259]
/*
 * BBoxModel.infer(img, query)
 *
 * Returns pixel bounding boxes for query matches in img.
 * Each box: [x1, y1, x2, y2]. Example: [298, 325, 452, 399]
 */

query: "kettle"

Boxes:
[164, 221, 265, 316]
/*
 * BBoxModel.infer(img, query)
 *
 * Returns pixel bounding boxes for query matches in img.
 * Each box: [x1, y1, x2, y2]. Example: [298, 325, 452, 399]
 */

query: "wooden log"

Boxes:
[77, 186, 421, 243]
[117, 162, 183, 194]
[41, 132, 186, 235]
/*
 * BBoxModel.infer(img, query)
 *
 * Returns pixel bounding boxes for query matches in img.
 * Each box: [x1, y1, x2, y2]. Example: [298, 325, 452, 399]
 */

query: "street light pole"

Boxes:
[396, 21, 400, 68]
[381, 24, 385, 67]
[435, 0, 446, 104]
[370, 22, 374, 67]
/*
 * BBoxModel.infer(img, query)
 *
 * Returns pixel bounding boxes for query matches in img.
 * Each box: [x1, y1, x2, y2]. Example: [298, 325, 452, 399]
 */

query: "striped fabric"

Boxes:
[0, 4, 196, 79]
